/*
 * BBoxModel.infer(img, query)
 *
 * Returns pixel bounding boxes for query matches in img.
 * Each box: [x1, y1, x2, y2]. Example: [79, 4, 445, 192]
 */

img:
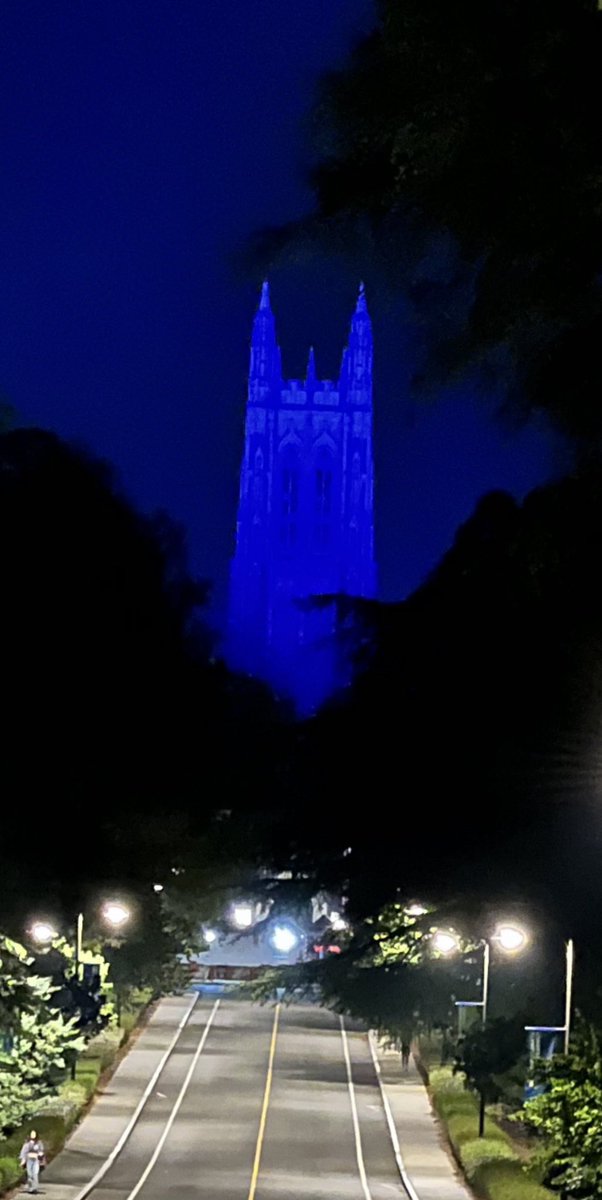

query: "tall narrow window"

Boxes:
[314, 464, 333, 550]
[315, 468, 332, 517]
[282, 468, 298, 517]
[280, 465, 298, 548]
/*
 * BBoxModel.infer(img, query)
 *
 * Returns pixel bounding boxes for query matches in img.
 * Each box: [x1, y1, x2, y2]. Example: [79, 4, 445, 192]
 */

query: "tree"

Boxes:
[254, 0, 602, 441]
[521, 1022, 602, 1199]
[0, 937, 40, 1037]
[0, 427, 286, 929]
[253, 903, 480, 1038]
[454, 1016, 527, 1136]
[0, 936, 84, 1133]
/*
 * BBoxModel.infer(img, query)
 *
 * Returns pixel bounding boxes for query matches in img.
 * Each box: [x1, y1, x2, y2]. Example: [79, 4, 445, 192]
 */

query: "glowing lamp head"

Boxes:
[31, 922, 58, 945]
[232, 903, 254, 929]
[433, 930, 458, 955]
[103, 902, 130, 929]
[153, 883, 164, 893]
[330, 912, 347, 932]
[405, 903, 428, 917]
[496, 925, 527, 952]
[271, 925, 298, 954]
[204, 928, 217, 944]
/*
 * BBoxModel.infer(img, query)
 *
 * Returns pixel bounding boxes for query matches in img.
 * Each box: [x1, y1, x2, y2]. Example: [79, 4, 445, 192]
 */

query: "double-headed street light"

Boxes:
[31, 901, 131, 978]
[433, 923, 528, 1025]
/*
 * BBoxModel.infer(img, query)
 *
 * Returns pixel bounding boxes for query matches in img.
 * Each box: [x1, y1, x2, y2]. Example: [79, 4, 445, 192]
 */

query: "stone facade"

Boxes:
[227, 282, 376, 708]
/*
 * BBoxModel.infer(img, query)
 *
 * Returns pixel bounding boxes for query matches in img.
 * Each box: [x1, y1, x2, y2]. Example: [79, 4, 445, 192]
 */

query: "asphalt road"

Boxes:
[41, 998, 407, 1200]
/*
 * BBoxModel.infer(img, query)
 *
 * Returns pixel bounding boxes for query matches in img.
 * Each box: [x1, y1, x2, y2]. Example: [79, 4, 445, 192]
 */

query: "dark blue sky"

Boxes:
[1, 0, 567, 611]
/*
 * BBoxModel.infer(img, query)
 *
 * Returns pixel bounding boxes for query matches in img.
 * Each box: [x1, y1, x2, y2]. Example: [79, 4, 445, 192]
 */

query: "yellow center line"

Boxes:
[247, 1003, 281, 1200]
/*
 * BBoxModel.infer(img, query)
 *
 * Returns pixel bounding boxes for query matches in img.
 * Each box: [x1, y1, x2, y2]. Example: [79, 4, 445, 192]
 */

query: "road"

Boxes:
[42, 997, 410, 1200]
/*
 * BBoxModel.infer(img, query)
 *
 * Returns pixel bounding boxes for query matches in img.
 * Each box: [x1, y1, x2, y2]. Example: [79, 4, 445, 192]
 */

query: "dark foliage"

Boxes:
[252, 0, 602, 438]
[0, 429, 285, 925]
[257, 464, 602, 1016]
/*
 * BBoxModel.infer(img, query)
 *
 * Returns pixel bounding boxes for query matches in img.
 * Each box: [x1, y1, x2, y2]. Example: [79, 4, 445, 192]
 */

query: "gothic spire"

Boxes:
[340, 281, 373, 403]
[249, 279, 280, 390]
[306, 345, 316, 384]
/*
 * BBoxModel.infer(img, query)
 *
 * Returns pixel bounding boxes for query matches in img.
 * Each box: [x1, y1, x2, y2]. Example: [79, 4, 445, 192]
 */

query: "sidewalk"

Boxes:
[374, 1040, 473, 1200]
[39, 994, 195, 1200]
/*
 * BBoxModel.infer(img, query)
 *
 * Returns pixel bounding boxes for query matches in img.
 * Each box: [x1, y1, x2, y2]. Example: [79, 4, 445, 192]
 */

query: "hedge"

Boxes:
[429, 1068, 554, 1200]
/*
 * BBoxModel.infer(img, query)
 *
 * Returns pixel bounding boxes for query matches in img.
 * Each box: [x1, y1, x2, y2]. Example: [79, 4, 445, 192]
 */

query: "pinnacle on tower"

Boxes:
[339, 281, 373, 401]
[249, 279, 279, 387]
[306, 345, 316, 384]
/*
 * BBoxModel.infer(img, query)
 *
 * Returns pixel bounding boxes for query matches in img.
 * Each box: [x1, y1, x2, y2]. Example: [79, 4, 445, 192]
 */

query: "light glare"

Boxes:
[31, 922, 58, 944]
[496, 925, 527, 952]
[271, 925, 298, 954]
[330, 911, 347, 931]
[433, 930, 458, 955]
[103, 902, 130, 928]
[232, 903, 254, 929]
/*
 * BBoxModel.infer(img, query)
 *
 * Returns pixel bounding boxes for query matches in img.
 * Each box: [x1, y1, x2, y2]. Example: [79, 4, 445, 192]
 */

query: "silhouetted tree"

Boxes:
[254, 0, 602, 441]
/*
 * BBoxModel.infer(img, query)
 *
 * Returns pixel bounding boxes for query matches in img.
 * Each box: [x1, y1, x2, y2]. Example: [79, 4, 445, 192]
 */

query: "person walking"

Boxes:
[400, 1040, 411, 1070]
[19, 1130, 45, 1194]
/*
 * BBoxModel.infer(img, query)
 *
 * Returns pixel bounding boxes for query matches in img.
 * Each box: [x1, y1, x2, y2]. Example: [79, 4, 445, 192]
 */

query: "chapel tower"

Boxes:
[227, 282, 376, 708]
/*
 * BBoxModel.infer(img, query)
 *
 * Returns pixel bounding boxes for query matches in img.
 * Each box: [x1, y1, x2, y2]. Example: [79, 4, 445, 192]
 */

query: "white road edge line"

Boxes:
[367, 1030, 421, 1200]
[125, 997, 221, 1200]
[339, 1016, 372, 1200]
[73, 992, 200, 1200]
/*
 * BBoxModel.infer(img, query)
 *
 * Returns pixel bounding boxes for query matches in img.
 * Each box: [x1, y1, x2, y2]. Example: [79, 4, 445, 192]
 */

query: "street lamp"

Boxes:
[433, 930, 459, 955]
[432, 923, 528, 1024]
[30, 922, 58, 945]
[102, 902, 130, 929]
[405, 903, 429, 918]
[481, 925, 528, 1024]
[270, 925, 299, 954]
[564, 938, 574, 1055]
[231, 903, 254, 929]
[496, 925, 527, 953]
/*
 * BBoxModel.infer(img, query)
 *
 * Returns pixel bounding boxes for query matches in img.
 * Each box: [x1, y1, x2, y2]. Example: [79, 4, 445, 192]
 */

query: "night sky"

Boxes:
[1, 1, 568, 622]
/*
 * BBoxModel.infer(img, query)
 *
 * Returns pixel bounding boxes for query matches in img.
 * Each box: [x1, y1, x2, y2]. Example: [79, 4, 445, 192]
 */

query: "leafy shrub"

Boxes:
[75, 1059, 101, 1099]
[429, 1067, 464, 1094]
[461, 1136, 518, 1180]
[59, 1080, 88, 1106]
[430, 1064, 554, 1200]
[33, 1092, 79, 1132]
[475, 1161, 555, 1200]
[82, 1028, 120, 1071]
[0, 1154, 20, 1188]
[31, 1114, 69, 1157]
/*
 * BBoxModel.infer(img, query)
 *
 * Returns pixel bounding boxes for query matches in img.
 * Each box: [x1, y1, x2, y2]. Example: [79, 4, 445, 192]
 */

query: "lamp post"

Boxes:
[434, 924, 527, 1027]
[434, 923, 528, 1138]
[564, 938, 574, 1056]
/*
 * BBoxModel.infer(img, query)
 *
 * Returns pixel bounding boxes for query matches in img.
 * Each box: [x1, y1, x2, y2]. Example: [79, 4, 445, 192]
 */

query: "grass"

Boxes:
[429, 1067, 554, 1200]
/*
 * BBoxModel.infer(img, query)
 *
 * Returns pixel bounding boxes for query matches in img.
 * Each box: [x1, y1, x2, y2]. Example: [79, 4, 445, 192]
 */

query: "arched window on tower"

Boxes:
[314, 453, 333, 551]
[279, 454, 298, 549]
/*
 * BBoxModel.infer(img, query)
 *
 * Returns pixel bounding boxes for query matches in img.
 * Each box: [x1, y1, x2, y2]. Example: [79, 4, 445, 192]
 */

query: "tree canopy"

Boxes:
[0, 428, 285, 928]
[254, 0, 602, 439]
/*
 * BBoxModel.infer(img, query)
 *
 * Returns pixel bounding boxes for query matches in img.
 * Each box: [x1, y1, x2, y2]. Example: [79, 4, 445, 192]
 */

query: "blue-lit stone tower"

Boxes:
[227, 282, 376, 709]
